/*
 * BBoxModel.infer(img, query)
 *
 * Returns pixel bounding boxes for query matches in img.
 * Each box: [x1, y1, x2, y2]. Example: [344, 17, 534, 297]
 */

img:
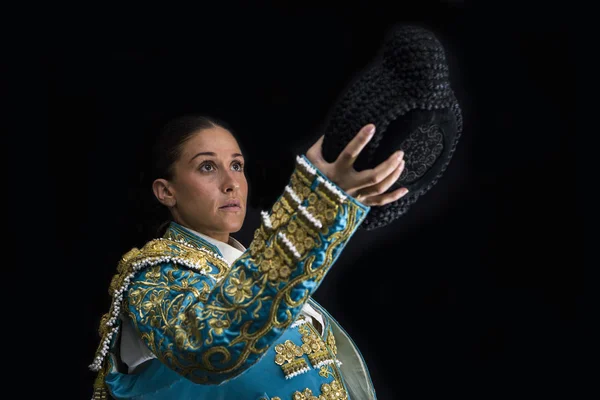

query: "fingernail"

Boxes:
[396, 151, 404, 160]
[367, 125, 375, 135]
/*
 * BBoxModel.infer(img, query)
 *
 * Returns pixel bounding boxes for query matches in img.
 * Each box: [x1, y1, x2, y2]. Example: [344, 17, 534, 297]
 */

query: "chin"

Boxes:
[227, 222, 244, 233]
[221, 219, 244, 234]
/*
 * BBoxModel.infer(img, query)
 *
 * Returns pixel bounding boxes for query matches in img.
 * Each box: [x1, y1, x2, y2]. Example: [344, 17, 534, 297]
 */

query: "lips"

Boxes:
[219, 199, 241, 209]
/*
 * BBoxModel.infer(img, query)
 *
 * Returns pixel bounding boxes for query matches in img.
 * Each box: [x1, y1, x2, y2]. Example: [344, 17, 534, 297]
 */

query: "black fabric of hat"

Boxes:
[321, 24, 463, 230]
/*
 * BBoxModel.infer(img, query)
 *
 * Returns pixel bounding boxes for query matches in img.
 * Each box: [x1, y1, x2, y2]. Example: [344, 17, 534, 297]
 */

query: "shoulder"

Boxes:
[109, 238, 230, 295]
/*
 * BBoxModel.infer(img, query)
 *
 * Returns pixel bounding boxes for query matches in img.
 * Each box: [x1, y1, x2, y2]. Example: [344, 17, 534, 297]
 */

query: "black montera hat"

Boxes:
[321, 24, 463, 230]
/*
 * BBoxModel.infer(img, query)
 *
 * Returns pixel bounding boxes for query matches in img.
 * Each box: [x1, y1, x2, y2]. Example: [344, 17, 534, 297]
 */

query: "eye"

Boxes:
[231, 161, 244, 172]
[199, 162, 215, 172]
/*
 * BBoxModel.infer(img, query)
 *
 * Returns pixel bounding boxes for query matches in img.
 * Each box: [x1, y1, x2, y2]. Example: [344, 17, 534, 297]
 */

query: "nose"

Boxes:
[222, 170, 240, 193]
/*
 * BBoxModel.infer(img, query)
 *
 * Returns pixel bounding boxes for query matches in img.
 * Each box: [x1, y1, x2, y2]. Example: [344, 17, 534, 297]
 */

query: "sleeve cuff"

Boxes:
[297, 155, 371, 212]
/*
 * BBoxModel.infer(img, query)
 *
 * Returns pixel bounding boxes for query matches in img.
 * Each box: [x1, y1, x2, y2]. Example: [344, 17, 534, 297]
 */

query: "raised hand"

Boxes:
[306, 124, 409, 206]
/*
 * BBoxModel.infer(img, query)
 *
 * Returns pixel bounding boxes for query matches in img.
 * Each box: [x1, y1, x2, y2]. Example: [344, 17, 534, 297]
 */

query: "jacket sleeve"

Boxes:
[126, 155, 370, 384]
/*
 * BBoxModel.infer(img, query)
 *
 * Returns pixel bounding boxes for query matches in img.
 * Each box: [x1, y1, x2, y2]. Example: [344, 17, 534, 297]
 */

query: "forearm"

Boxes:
[198, 155, 369, 380]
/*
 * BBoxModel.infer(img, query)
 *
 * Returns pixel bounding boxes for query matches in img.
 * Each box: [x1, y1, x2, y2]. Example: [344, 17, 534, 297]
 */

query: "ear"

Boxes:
[152, 178, 176, 207]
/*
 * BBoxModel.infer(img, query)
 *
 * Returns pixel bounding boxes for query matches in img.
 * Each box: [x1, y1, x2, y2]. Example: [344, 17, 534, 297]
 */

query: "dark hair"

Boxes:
[141, 114, 243, 239]
[150, 114, 235, 181]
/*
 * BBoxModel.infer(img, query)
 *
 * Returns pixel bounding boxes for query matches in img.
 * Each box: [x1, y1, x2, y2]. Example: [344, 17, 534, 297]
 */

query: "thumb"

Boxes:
[306, 135, 325, 163]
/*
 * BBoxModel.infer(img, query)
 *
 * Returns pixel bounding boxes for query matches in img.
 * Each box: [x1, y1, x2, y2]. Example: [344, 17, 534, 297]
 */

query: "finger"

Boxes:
[356, 160, 405, 198]
[335, 124, 376, 167]
[306, 135, 325, 164]
[352, 150, 404, 191]
[361, 186, 409, 207]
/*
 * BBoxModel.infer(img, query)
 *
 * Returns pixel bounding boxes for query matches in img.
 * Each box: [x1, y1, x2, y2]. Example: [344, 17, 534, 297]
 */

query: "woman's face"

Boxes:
[159, 125, 248, 242]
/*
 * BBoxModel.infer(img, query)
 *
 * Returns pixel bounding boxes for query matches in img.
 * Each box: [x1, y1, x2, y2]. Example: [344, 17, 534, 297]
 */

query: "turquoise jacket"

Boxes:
[90, 155, 376, 399]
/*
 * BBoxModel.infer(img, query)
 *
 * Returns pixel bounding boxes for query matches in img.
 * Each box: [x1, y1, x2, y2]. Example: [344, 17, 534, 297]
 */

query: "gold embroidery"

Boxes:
[281, 358, 310, 379]
[249, 226, 268, 257]
[297, 324, 333, 369]
[291, 379, 348, 400]
[326, 328, 337, 356]
[290, 171, 311, 203]
[318, 365, 331, 378]
[224, 270, 253, 302]
[275, 340, 303, 365]
[274, 340, 310, 379]
[208, 318, 229, 335]
[270, 193, 296, 230]
[92, 360, 110, 400]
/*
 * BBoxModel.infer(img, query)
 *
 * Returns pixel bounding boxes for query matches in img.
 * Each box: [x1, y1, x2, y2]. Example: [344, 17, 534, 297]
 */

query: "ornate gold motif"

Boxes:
[270, 193, 296, 230]
[274, 339, 310, 379]
[318, 366, 332, 378]
[291, 379, 348, 400]
[224, 270, 253, 302]
[275, 340, 303, 365]
[281, 358, 310, 379]
[290, 170, 312, 204]
[326, 328, 337, 356]
[297, 324, 333, 369]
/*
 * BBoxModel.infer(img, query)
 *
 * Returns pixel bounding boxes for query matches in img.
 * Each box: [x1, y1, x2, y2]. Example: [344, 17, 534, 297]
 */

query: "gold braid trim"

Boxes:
[92, 364, 109, 400]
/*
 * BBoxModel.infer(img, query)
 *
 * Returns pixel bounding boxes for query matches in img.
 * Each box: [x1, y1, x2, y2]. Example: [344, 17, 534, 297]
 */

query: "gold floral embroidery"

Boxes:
[224, 270, 253, 302]
[208, 318, 229, 335]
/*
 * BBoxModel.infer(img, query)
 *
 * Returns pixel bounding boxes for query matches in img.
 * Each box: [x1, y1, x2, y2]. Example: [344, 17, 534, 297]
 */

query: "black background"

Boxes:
[44, 2, 579, 399]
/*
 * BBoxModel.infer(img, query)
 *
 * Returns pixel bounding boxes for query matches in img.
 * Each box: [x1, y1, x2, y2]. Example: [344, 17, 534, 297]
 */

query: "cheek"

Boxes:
[240, 178, 249, 201]
[179, 176, 218, 207]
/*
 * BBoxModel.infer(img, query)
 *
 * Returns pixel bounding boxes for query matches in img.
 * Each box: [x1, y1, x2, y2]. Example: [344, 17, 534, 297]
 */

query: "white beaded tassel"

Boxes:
[313, 359, 336, 368]
[284, 185, 301, 205]
[298, 205, 322, 229]
[261, 210, 272, 230]
[316, 176, 347, 203]
[286, 365, 311, 379]
[296, 155, 317, 176]
[277, 231, 301, 259]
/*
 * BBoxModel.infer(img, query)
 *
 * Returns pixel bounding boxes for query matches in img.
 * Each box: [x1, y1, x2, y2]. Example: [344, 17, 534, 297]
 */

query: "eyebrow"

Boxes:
[190, 152, 244, 163]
